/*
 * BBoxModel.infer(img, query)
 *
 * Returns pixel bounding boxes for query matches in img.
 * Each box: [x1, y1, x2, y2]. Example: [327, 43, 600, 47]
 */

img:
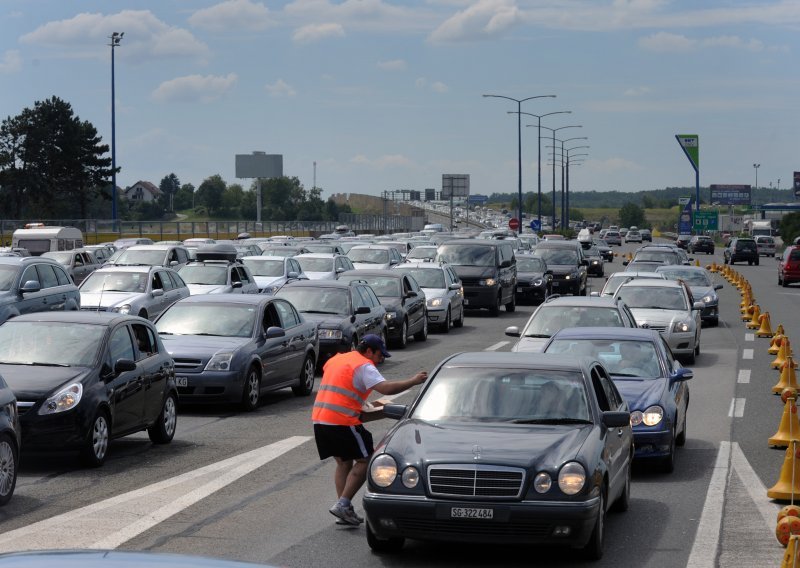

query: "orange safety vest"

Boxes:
[312, 351, 374, 425]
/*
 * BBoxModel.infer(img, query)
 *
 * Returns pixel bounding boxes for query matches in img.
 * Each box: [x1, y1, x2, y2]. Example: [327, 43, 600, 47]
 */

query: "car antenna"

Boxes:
[98, 274, 109, 311]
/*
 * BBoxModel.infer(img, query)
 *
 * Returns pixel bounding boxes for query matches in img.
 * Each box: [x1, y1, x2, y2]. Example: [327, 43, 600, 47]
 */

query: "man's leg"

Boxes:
[340, 458, 369, 500]
[333, 457, 353, 498]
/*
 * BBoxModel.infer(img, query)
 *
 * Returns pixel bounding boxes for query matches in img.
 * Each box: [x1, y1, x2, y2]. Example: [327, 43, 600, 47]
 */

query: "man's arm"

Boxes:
[372, 372, 428, 396]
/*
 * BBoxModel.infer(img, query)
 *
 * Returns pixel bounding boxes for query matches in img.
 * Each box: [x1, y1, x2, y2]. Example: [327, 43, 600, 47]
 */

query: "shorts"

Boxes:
[314, 424, 374, 461]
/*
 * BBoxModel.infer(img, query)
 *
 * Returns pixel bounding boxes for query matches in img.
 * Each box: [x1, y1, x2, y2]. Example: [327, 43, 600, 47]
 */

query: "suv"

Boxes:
[533, 241, 588, 296]
[435, 239, 517, 316]
[724, 238, 759, 266]
[687, 236, 714, 255]
[0, 256, 81, 324]
[754, 235, 776, 257]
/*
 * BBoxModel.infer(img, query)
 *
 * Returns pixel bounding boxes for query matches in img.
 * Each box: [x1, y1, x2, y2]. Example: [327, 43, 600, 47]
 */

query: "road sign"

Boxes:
[678, 197, 692, 206]
[508, 218, 520, 231]
[530, 219, 541, 231]
[468, 194, 489, 204]
[693, 210, 718, 231]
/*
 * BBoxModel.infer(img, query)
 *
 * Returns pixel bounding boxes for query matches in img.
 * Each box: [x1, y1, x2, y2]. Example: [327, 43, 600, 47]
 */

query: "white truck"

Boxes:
[745, 219, 775, 237]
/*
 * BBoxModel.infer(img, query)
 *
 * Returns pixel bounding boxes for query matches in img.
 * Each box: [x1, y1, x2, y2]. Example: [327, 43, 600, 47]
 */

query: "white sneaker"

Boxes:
[329, 502, 361, 526]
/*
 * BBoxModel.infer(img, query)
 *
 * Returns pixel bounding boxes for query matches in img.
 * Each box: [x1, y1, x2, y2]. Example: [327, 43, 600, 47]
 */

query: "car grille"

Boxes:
[395, 518, 551, 539]
[646, 324, 667, 332]
[174, 358, 204, 371]
[427, 465, 524, 499]
[80, 306, 109, 312]
[459, 278, 480, 286]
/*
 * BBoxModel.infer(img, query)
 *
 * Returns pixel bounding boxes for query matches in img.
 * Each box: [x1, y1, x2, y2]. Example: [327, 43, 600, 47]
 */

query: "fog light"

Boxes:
[379, 519, 397, 529]
[553, 526, 572, 536]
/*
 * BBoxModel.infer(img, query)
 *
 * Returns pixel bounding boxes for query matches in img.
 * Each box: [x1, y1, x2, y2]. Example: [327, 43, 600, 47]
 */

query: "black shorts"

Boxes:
[314, 424, 374, 461]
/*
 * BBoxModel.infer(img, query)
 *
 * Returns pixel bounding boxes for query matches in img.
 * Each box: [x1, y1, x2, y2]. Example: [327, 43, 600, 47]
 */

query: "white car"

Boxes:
[754, 235, 777, 257]
[347, 245, 402, 270]
[392, 262, 465, 331]
[294, 253, 355, 280]
[241, 255, 307, 293]
[625, 231, 643, 243]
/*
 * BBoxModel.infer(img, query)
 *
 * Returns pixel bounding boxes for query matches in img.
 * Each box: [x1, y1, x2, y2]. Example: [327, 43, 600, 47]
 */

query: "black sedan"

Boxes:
[155, 295, 319, 411]
[363, 352, 632, 560]
[592, 239, 614, 263]
[337, 270, 427, 348]
[514, 255, 552, 305]
[687, 236, 714, 255]
[0, 312, 178, 467]
[584, 246, 605, 277]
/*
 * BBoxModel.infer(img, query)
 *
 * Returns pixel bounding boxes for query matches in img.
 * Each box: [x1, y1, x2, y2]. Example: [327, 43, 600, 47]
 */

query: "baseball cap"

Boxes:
[360, 334, 391, 358]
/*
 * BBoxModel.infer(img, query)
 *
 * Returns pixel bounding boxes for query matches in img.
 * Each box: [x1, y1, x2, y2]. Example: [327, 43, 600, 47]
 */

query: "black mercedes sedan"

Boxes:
[0, 312, 178, 467]
[514, 255, 552, 305]
[363, 352, 632, 560]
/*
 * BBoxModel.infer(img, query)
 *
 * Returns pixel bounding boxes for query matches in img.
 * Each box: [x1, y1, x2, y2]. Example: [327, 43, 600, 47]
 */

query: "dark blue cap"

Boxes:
[360, 334, 391, 357]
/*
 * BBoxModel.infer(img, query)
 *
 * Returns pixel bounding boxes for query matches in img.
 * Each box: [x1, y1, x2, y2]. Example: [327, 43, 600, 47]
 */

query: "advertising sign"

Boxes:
[693, 210, 718, 231]
[710, 184, 751, 206]
[468, 194, 489, 204]
[678, 201, 693, 234]
[441, 174, 470, 199]
[794, 172, 800, 198]
[675, 134, 699, 172]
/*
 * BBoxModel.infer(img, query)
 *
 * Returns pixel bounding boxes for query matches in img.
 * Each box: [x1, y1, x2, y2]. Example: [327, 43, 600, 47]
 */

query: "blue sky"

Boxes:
[1, 0, 798, 200]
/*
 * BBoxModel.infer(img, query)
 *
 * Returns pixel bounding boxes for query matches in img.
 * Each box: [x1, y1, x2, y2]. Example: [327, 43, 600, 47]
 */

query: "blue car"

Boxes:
[543, 327, 692, 472]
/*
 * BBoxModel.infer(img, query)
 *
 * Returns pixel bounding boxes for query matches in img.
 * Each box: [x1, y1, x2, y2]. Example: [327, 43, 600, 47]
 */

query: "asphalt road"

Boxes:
[0, 240, 791, 567]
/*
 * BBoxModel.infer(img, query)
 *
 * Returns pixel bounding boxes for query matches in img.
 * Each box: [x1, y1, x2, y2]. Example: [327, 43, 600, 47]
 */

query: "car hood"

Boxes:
[80, 291, 143, 308]
[420, 287, 445, 299]
[629, 308, 685, 326]
[352, 262, 390, 270]
[300, 313, 347, 328]
[253, 275, 282, 288]
[0, 365, 92, 400]
[187, 284, 231, 295]
[611, 376, 667, 412]
[517, 271, 545, 281]
[511, 337, 549, 353]
[160, 334, 249, 358]
[379, 297, 403, 312]
[304, 272, 335, 280]
[547, 264, 579, 275]
[450, 266, 497, 280]
[384, 419, 590, 470]
[689, 285, 714, 300]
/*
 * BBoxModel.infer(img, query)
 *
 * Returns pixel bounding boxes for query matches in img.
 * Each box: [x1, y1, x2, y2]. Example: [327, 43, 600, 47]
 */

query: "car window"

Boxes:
[363, 285, 381, 307]
[598, 369, 624, 410]
[289, 259, 301, 274]
[157, 270, 175, 291]
[132, 323, 155, 359]
[238, 267, 252, 283]
[660, 336, 677, 373]
[109, 326, 135, 363]
[176, 249, 188, 264]
[167, 271, 185, 289]
[36, 264, 60, 289]
[53, 265, 72, 286]
[152, 271, 164, 290]
[353, 287, 370, 309]
[590, 369, 610, 412]
[273, 300, 300, 328]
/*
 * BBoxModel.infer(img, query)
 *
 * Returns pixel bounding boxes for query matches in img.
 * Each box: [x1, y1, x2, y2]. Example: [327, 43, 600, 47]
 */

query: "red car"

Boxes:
[779, 246, 800, 287]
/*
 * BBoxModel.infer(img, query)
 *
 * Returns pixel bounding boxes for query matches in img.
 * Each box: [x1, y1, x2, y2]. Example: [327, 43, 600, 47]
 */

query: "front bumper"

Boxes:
[551, 277, 580, 294]
[701, 303, 718, 322]
[516, 283, 548, 303]
[633, 427, 674, 458]
[19, 406, 90, 450]
[661, 330, 696, 356]
[462, 285, 499, 310]
[175, 369, 245, 403]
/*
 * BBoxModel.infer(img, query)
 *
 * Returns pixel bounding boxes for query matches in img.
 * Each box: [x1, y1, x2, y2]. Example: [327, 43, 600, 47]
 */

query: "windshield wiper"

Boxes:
[523, 333, 551, 338]
[512, 418, 592, 424]
[1, 361, 70, 367]
[303, 310, 342, 315]
[194, 333, 227, 337]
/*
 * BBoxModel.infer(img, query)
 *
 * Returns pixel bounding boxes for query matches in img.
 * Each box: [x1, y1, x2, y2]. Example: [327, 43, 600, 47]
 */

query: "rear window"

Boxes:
[757, 237, 775, 244]
[736, 240, 757, 251]
[790, 250, 800, 262]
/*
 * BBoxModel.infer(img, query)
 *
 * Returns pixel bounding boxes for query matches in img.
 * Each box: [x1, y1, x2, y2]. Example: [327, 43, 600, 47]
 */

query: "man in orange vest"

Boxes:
[313, 334, 427, 526]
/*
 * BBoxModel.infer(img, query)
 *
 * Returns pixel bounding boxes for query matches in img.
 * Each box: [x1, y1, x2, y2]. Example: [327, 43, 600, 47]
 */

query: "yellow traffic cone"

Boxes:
[773, 327, 788, 355]
[782, 534, 800, 563]
[742, 304, 755, 321]
[707, 261, 717, 272]
[757, 313, 775, 338]
[774, 358, 800, 394]
[694, 258, 700, 267]
[770, 391, 800, 447]
[774, 339, 791, 370]
[740, 292, 753, 314]
[767, 441, 800, 500]
[747, 305, 762, 328]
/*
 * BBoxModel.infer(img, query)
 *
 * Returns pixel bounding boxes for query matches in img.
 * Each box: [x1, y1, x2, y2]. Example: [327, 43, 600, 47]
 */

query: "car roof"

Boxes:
[94, 265, 164, 274]
[339, 269, 402, 278]
[550, 326, 662, 341]
[543, 296, 621, 307]
[437, 239, 499, 247]
[0, 256, 58, 267]
[10, 311, 143, 325]
[608, 271, 665, 279]
[295, 253, 339, 259]
[394, 262, 445, 269]
[442, 351, 591, 373]
[618, 278, 683, 289]
[655, 265, 707, 274]
[125, 245, 181, 251]
[282, 280, 355, 289]
[172, 294, 271, 306]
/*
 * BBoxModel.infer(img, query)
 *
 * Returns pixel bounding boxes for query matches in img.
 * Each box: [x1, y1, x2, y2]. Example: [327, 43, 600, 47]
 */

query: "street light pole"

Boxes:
[539, 125, 582, 231]
[109, 31, 124, 225]
[753, 163, 760, 190]
[560, 139, 588, 228]
[483, 94, 556, 233]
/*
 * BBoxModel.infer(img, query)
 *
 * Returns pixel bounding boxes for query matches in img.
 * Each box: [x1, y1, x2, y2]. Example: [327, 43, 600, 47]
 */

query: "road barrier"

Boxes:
[770, 390, 800, 448]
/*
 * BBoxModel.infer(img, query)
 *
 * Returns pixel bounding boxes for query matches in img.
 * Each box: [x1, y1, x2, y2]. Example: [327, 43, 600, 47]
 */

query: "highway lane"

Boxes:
[0, 240, 778, 567]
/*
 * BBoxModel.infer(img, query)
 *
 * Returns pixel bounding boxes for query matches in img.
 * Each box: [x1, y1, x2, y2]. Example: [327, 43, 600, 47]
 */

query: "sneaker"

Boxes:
[329, 502, 361, 526]
[335, 506, 364, 525]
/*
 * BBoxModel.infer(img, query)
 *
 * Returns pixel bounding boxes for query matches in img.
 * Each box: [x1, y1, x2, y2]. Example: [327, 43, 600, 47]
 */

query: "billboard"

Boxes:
[678, 201, 693, 234]
[710, 184, 751, 206]
[235, 152, 283, 179]
[794, 172, 800, 198]
[424, 188, 436, 201]
[675, 134, 699, 172]
[441, 174, 470, 199]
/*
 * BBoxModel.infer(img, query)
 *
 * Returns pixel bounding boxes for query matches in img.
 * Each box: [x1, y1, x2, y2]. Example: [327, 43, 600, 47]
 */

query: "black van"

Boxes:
[435, 239, 516, 316]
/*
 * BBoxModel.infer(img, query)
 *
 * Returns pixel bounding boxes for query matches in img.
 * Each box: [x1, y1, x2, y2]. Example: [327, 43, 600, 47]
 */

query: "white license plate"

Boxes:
[176, 376, 188, 387]
[516, 287, 523, 292]
[451, 507, 493, 519]
[463, 299, 469, 306]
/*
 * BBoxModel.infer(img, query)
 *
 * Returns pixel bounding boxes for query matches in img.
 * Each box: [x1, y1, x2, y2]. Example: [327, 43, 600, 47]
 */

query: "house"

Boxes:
[123, 181, 162, 203]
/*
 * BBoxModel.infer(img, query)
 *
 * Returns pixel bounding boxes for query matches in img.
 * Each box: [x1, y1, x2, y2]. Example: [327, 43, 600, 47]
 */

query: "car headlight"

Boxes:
[479, 278, 497, 286]
[534, 472, 552, 493]
[533, 278, 543, 287]
[427, 297, 444, 308]
[401, 466, 420, 488]
[205, 352, 234, 371]
[558, 462, 586, 495]
[591, 260, 599, 265]
[564, 274, 571, 280]
[318, 329, 343, 340]
[385, 312, 397, 320]
[630, 410, 644, 426]
[111, 304, 131, 315]
[702, 294, 716, 304]
[672, 321, 691, 333]
[642, 405, 664, 426]
[370, 454, 397, 488]
[261, 286, 277, 294]
[39, 383, 83, 415]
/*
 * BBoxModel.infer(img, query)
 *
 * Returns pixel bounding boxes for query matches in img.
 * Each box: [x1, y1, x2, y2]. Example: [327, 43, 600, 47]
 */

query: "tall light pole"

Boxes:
[109, 31, 124, 225]
[540, 125, 582, 230]
[561, 139, 588, 228]
[753, 163, 760, 190]
[483, 94, 556, 232]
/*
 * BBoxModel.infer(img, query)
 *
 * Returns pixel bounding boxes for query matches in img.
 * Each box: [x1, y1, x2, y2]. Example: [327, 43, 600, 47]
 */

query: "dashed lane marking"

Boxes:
[745, 333, 755, 342]
[485, 341, 509, 351]
[737, 369, 751, 384]
[728, 398, 746, 418]
[742, 349, 754, 360]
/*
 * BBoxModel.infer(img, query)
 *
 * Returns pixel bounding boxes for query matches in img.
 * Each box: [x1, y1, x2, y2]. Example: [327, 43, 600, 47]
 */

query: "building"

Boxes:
[123, 181, 162, 203]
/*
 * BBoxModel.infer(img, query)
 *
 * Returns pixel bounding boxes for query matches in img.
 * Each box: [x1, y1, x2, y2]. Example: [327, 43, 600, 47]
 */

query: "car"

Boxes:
[392, 262, 465, 332]
[584, 246, 605, 277]
[403, 245, 438, 262]
[41, 248, 101, 286]
[347, 245, 403, 270]
[155, 295, 318, 410]
[656, 265, 722, 326]
[79, 265, 190, 321]
[182, 238, 215, 247]
[624, 260, 666, 273]
[687, 236, 714, 255]
[304, 243, 346, 255]
[82, 244, 115, 264]
[640, 229, 652, 242]
[604, 231, 622, 246]
[259, 245, 311, 257]
[0, 256, 81, 325]
[532, 241, 588, 296]
[177, 245, 259, 294]
[544, 328, 691, 472]
[778, 246, 800, 287]
[754, 235, 777, 257]
[613, 279, 702, 364]
[294, 253, 355, 280]
[363, 351, 633, 559]
[240, 255, 307, 293]
[0, 373, 19, 505]
[620, 228, 629, 238]
[337, 269, 427, 348]
[0, 311, 178, 466]
[592, 239, 614, 263]
[505, 296, 638, 352]
[232, 244, 262, 258]
[675, 234, 692, 249]
[629, 246, 683, 266]
[723, 237, 759, 266]
[625, 231, 642, 243]
[598, 271, 666, 297]
[105, 244, 191, 269]
[514, 254, 553, 305]
[114, 237, 154, 250]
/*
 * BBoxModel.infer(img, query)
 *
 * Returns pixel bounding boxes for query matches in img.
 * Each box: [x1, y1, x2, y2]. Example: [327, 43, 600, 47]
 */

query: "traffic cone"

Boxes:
[781, 534, 800, 563]
[757, 313, 775, 338]
[774, 339, 791, 370]
[772, 326, 787, 355]
[770, 390, 800, 446]
[746, 305, 762, 328]
[742, 303, 755, 321]
[767, 441, 800, 500]
[774, 358, 800, 394]
[740, 292, 753, 314]
[695, 258, 700, 267]
[707, 261, 717, 272]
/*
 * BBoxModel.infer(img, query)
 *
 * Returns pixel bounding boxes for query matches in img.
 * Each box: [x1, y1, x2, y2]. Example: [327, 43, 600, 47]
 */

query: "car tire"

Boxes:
[0, 433, 18, 506]
[612, 460, 631, 513]
[81, 409, 111, 468]
[292, 355, 316, 397]
[148, 392, 178, 444]
[454, 306, 464, 328]
[583, 489, 605, 560]
[489, 294, 501, 317]
[505, 292, 516, 312]
[580, 281, 588, 296]
[755, 259, 760, 266]
[366, 521, 405, 553]
[783, 276, 789, 288]
[442, 309, 451, 333]
[241, 366, 261, 412]
[413, 316, 428, 342]
[396, 320, 408, 349]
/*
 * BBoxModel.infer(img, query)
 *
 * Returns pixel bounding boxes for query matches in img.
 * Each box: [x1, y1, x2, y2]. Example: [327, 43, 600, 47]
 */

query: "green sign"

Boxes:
[676, 134, 699, 172]
[693, 210, 717, 231]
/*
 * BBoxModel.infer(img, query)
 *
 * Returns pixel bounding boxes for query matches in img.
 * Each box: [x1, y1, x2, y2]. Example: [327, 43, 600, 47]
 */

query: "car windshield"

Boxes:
[348, 249, 390, 264]
[436, 245, 496, 267]
[296, 257, 334, 273]
[534, 248, 579, 265]
[394, 268, 444, 288]
[156, 303, 255, 337]
[658, 269, 711, 286]
[406, 248, 437, 260]
[178, 265, 228, 285]
[602, 275, 634, 296]
[276, 288, 350, 315]
[113, 249, 167, 266]
[517, 258, 546, 272]
[546, 339, 661, 378]
[305, 245, 336, 254]
[80, 271, 149, 293]
[0, 321, 104, 367]
[522, 306, 624, 337]
[412, 367, 590, 423]
[339, 275, 401, 297]
[0, 266, 16, 292]
[242, 258, 284, 277]
[42, 252, 73, 265]
[634, 251, 678, 264]
[617, 286, 687, 310]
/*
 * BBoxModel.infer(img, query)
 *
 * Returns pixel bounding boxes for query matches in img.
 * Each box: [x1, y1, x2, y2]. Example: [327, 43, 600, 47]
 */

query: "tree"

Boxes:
[174, 183, 195, 211]
[159, 173, 181, 212]
[619, 202, 646, 228]
[780, 212, 800, 245]
[261, 176, 307, 220]
[642, 195, 655, 209]
[222, 183, 244, 214]
[195, 174, 226, 215]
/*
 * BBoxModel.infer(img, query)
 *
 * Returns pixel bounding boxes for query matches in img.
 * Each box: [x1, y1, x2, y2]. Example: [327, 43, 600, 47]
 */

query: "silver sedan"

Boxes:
[392, 262, 465, 332]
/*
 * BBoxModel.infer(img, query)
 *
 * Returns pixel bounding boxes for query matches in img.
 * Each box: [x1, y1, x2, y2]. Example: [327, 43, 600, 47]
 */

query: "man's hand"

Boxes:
[412, 371, 428, 385]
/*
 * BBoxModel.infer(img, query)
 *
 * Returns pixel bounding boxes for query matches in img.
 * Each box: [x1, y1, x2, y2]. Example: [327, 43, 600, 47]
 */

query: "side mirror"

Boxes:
[390, 259, 398, 265]
[20, 280, 41, 294]
[287, 271, 299, 279]
[590, 291, 600, 297]
[504, 325, 520, 338]
[169, 260, 179, 266]
[602, 411, 631, 429]
[265, 326, 285, 339]
[622, 260, 629, 266]
[336, 267, 344, 274]
[544, 270, 554, 276]
[714, 284, 723, 290]
[383, 404, 408, 420]
[232, 281, 243, 289]
[405, 291, 418, 298]
[152, 289, 164, 297]
[500, 259, 512, 268]
[114, 359, 137, 374]
[692, 301, 705, 310]
[671, 367, 694, 381]
[356, 306, 371, 314]
[448, 282, 461, 290]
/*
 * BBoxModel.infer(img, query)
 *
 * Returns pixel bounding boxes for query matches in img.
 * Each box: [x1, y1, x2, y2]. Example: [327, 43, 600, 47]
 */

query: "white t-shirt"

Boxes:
[353, 362, 386, 393]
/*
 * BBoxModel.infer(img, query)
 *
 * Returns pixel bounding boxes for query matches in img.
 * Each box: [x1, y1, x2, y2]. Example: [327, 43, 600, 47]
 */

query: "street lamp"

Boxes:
[753, 163, 760, 190]
[539, 125, 582, 231]
[109, 31, 124, 225]
[483, 94, 556, 232]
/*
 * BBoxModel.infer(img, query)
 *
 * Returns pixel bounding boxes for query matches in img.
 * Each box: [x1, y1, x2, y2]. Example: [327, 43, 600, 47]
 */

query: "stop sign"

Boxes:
[508, 217, 520, 231]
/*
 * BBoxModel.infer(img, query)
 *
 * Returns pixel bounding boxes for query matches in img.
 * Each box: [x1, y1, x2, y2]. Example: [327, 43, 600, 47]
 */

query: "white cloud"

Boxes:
[284, 0, 435, 33]
[0, 50, 22, 73]
[349, 154, 413, 168]
[639, 31, 768, 52]
[431, 81, 449, 93]
[265, 79, 296, 97]
[429, 0, 522, 43]
[189, 0, 272, 31]
[19, 10, 208, 60]
[415, 77, 448, 93]
[377, 59, 407, 70]
[702, 35, 763, 51]
[293, 22, 345, 43]
[151, 73, 237, 103]
[624, 86, 651, 97]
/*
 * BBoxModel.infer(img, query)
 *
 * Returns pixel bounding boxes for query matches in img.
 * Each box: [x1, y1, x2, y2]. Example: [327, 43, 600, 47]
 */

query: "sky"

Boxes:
[1, 0, 799, 202]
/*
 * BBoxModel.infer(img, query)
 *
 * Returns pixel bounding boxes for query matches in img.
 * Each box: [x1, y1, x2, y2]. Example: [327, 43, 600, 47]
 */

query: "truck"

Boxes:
[745, 219, 776, 237]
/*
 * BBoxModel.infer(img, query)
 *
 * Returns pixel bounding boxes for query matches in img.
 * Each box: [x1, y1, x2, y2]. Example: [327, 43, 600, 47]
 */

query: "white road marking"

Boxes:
[730, 442, 781, 530]
[745, 333, 755, 342]
[737, 369, 751, 384]
[728, 398, 746, 418]
[484, 341, 509, 351]
[686, 441, 731, 568]
[0, 436, 310, 552]
[742, 349, 754, 360]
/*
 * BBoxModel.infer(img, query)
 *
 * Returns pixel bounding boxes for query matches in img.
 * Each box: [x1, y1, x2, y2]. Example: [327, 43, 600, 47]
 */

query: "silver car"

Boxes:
[79, 265, 190, 320]
[392, 262, 465, 331]
[241, 255, 308, 293]
[42, 249, 101, 285]
[295, 253, 355, 280]
[347, 245, 403, 270]
[106, 244, 191, 269]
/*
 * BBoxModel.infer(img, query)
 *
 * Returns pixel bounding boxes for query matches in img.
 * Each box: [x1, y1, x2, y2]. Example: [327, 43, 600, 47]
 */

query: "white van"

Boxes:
[12, 226, 84, 256]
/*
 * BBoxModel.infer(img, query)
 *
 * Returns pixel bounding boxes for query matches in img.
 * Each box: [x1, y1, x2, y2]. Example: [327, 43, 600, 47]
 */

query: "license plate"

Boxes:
[451, 507, 493, 519]
[516, 287, 523, 292]
[176, 376, 188, 387]
[463, 299, 469, 306]
[552, 281, 560, 287]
